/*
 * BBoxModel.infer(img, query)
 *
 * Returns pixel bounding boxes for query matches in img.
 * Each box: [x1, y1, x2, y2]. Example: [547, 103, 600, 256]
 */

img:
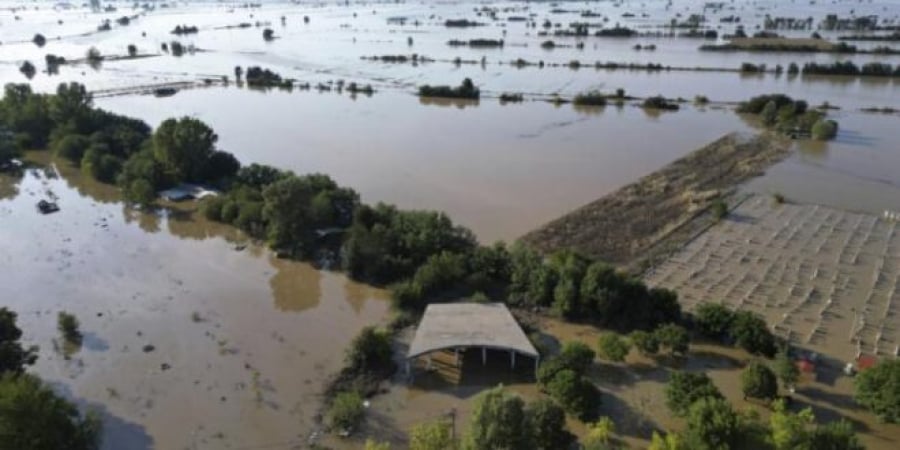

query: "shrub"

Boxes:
[573, 90, 608, 106]
[546, 369, 601, 421]
[328, 391, 364, 430]
[57, 311, 81, 344]
[712, 199, 728, 220]
[854, 359, 900, 423]
[694, 302, 735, 338]
[558, 341, 595, 375]
[597, 333, 630, 362]
[654, 323, 690, 355]
[629, 330, 660, 355]
[33, 34, 47, 47]
[665, 371, 722, 417]
[741, 360, 778, 400]
[345, 326, 392, 373]
[730, 311, 776, 357]
[127, 44, 137, 57]
[418, 78, 479, 100]
[811, 119, 838, 140]
[642, 96, 680, 111]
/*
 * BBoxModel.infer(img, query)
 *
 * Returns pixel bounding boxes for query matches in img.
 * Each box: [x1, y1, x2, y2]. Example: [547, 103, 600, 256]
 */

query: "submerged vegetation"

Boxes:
[418, 78, 480, 100]
[737, 94, 838, 140]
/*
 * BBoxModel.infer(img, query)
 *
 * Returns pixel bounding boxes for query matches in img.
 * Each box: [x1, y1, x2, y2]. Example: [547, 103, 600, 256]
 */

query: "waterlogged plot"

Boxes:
[647, 194, 900, 361]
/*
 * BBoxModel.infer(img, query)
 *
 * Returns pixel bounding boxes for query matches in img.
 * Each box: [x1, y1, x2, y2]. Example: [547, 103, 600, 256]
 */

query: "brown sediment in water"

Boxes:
[1, 152, 391, 449]
[520, 132, 791, 271]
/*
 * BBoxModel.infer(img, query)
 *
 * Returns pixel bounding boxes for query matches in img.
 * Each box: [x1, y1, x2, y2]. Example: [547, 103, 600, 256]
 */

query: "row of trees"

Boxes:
[0, 307, 102, 449]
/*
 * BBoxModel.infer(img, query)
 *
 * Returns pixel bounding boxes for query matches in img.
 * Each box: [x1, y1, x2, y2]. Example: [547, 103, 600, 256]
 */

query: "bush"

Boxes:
[546, 369, 601, 421]
[854, 359, 900, 423]
[345, 326, 392, 373]
[33, 34, 47, 47]
[418, 78, 479, 100]
[683, 397, 740, 450]
[730, 311, 776, 357]
[665, 371, 722, 417]
[654, 323, 690, 355]
[53, 134, 91, 163]
[811, 119, 838, 140]
[573, 91, 608, 106]
[597, 333, 630, 362]
[741, 360, 778, 400]
[328, 391, 364, 431]
[712, 198, 728, 220]
[694, 302, 735, 338]
[629, 330, 659, 355]
[57, 312, 81, 344]
[558, 341, 595, 375]
[642, 96, 680, 111]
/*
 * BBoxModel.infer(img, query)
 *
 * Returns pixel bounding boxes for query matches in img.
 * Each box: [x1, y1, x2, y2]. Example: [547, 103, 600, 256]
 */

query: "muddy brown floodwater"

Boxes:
[0, 153, 389, 449]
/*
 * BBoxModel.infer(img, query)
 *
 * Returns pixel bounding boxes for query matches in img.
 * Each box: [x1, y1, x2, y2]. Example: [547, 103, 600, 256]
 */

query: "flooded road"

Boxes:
[0, 154, 389, 449]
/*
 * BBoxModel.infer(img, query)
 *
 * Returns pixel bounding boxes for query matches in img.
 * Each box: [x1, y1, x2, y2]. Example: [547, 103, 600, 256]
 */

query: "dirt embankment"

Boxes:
[520, 132, 791, 271]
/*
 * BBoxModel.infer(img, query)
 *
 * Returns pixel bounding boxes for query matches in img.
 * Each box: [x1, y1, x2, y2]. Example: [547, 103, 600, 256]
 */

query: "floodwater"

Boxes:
[1, 0, 900, 448]
[0, 153, 390, 449]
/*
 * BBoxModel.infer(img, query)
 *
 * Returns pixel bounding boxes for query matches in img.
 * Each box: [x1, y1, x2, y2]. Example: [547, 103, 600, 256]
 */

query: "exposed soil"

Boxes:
[521, 132, 791, 272]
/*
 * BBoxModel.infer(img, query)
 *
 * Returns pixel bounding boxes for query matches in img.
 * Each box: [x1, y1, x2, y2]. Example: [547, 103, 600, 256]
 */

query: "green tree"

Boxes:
[648, 431, 684, 450]
[683, 397, 740, 450]
[629, 330, 659, 356]
[809, 420, 864, 450]
[760, 100, 779, 126]
[741, 360, 778, 401]
[152, 117, 217, 182]
[854, 359, 900, 423]
[365, 440, 391, 450]
[558, 341, 595, 375]
[693, 302, 735, 339]
[583, 416, 616, 450]
[811, 119, 838, 141]
[0, 307, 38, 374]
[345, 326, 392, 373]
[730, 311, 776, 357]
[57, 312, 82, 345]
[464, 386, 531, 450]
[769, 399, 813, 450]
[409, 418, 455, 450]
[545, 369, 601, 421]
[0, 373, 102, 450]
[328, 391, 364, 430]
[526, 398, 574, 450]
[773, 350, 799, 390]
[665, 371, 722, 417]
[654, 323, 690, 356]
[597, 333, 630, 362]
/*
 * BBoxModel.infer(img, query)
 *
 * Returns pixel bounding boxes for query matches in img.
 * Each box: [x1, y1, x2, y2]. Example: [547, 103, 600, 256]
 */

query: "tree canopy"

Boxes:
[0, 307, 38, 374]
[854, 359, 900, 423]
[665, 371, 723, 417]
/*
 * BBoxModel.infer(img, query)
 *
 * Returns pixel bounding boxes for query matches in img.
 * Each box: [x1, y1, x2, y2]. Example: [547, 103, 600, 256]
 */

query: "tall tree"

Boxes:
[409, 419, 455, 450]
[741, 361, 778, 401]
[665, 371, 722, 417]
[152, 117, 217, 182]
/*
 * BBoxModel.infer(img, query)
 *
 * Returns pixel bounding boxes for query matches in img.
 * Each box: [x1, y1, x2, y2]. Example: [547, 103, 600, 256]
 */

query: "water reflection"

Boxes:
[268, 256, 322, 312]
[418, 96, 479, 109]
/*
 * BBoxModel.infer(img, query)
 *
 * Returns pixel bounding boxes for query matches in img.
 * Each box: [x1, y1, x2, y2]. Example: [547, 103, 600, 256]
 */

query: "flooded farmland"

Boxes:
[2, 0, 900, 449]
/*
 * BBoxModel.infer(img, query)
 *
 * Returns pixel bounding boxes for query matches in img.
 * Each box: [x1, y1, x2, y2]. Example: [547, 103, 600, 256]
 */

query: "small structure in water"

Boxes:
[158, 184, 219, 202]
[36, 199, 60, 214]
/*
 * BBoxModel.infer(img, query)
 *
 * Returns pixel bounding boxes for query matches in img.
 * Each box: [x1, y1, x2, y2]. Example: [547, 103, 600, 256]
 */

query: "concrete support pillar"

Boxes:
[454, 348, 460, 368]
[511, 350, 516, 369]
[482, 347, 487, 366]
[534, 356, 540, 379]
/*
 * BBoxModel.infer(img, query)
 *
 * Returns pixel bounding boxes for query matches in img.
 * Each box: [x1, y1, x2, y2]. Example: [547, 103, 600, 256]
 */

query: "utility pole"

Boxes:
[447, 407, 457, 441]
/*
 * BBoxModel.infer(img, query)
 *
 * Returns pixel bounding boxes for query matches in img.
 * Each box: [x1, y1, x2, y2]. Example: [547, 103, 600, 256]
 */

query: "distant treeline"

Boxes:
[740, 61, 900, 77]
[702, 41, 900, 55]
[447, 39, 504, 48]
